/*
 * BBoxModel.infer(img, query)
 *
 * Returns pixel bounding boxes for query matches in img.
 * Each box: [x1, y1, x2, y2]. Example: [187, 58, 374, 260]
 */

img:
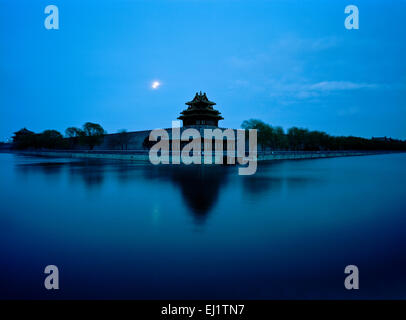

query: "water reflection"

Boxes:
[240, 161, 320, 198]
[242, 175, 284, 195]
[144, 165, 230, 223]
[14, 157, 233, 223]
[67, 160, 106, 187]
[15, 158, 106, 188]
[5, 153, 406, 299]
[16, 161, 65, 175]
[14, 157, 322, 223]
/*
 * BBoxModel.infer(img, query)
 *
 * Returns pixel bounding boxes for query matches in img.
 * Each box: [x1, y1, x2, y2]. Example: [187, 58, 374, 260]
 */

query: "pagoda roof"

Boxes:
[185, 91, 216, 106]
[178, 92, 224, 121]
[14, 128, 34, 135]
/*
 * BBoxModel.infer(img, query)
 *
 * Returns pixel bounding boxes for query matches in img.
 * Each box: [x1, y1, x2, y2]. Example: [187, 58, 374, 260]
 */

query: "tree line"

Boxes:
[241, 119, 406, 151]
[12, 122, 106, 150]
[10, 119, 406, 151]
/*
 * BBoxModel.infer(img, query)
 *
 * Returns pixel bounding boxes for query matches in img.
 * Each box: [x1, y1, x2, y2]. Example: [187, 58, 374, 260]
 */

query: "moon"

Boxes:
[151, 81, 161, 89]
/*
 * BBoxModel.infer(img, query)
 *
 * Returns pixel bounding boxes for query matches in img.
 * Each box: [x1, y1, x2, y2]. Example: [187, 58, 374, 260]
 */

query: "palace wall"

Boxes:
[91, 127, 256, 151]
[93, 130, 152, 151]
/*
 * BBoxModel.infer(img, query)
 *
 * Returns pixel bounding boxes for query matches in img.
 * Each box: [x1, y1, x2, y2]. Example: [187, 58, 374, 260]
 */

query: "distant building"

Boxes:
[13, 128, 35, 137]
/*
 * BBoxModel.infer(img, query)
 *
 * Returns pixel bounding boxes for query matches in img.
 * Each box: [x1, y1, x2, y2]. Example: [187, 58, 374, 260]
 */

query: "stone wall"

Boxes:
[92, 127, 244, 151]
[93, 130, 152, 151]
[12, 150, 388, 163]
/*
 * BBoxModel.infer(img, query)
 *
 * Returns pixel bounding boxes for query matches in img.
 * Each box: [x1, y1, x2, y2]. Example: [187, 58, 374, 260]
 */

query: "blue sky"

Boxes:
[1, 0, 405, 141]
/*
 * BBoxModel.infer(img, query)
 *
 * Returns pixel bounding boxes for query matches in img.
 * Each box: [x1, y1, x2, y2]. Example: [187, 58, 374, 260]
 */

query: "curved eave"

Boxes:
[185, 101, 216, 106]
[179, 110, 222, 116]
[180, 108, 221, 114]
[178, 114, 224, 120]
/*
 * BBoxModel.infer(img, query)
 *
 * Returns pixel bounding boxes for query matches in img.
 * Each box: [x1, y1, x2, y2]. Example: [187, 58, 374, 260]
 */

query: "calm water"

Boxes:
[1, 152, 406, 299]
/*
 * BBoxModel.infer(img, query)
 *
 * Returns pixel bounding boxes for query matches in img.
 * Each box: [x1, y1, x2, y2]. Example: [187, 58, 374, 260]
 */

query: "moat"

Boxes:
[1, 152, 406, 299]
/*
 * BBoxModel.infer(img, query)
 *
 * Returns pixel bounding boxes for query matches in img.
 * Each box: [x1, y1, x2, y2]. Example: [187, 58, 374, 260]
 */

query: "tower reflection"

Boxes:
[144, 165, 231, 224]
